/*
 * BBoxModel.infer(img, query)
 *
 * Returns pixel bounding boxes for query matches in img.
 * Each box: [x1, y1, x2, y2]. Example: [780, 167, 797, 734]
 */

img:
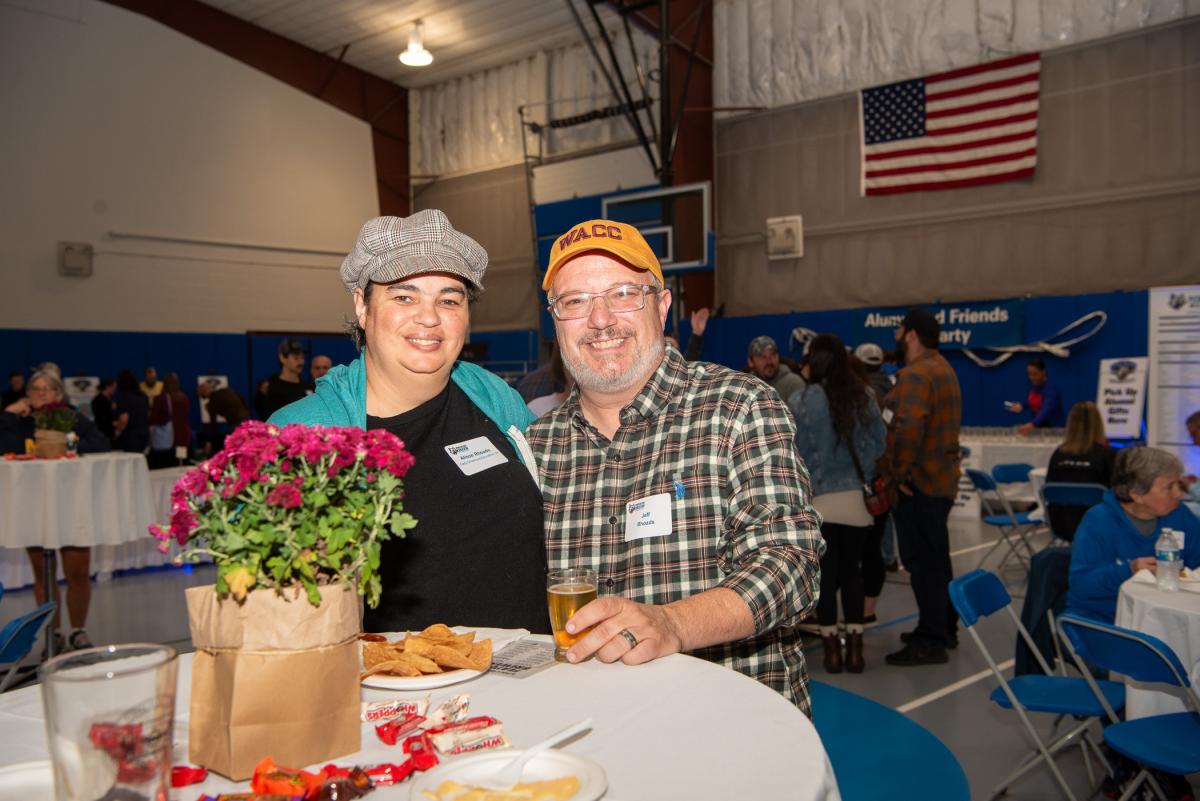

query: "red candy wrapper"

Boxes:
[375, 714, 425, 746]
[425, 716, 509, 756]
[402, 732, 441, 771]
[361, 696, 429, 723]
[172, 766, 209, 787]
[251, 757, 327, 797]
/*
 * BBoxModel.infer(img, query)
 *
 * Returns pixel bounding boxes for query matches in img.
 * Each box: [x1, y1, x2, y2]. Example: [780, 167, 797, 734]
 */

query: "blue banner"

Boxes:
[856, 299, 1024, 349]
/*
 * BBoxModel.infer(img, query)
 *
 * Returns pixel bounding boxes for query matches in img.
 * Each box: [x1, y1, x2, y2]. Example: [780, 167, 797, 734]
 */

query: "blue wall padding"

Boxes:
[689, 289, 1147, 429]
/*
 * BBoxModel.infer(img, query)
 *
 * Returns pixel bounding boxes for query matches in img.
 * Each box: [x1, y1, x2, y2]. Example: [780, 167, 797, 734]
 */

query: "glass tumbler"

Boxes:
[39, 644, 178, 801]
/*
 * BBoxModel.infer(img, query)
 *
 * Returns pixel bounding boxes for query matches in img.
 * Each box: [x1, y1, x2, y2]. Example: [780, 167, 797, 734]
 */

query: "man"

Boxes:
[92, 378, 117, 441]
[196, 380, 251, 454]
[525, 219, 823, 713]
[310, 354, 333, 382]
[260, 339, 314, 419]
[1007, 358, 1064, 434]
[746, 335, 805, 404]
[879, 308, 963, 666]
[2, 371, 24, 408]
[140, 367, 163, 399]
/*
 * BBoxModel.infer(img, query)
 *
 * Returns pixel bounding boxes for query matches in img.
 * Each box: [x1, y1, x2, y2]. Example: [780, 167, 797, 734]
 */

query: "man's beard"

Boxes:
[895, 336, 907, 364]
[562, 326, 665, 395]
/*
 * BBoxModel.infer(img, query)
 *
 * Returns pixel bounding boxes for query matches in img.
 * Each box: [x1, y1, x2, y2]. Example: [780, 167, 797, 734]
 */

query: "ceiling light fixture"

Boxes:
[399, 20, 433, 67]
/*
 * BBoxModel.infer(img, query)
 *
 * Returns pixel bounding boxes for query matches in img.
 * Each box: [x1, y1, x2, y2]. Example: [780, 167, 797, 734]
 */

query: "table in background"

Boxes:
[0, 456, 187, 589]
[1115, 579, 1200, 719]
[953, 430, 1060, 520]
[0, 646, 841, 801]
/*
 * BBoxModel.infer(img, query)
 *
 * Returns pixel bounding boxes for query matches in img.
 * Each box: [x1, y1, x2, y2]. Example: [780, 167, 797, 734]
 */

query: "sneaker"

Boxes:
[901, 629, 958, 649]
[68, 630, 93, 651]
[885, 643, 949, 666]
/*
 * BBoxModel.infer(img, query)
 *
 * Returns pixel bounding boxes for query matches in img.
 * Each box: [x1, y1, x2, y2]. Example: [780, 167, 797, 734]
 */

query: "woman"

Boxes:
[0, 369, 110, 652]
[148, 372, 191, 469]
[1067, 447, 1200, 624]
[113, 369, 150, 454]
[789, 334, 887, 674]
[1044, 401, 1116, 540]
[1006, 357, 1065, 433]
[271, 210, 547, 634]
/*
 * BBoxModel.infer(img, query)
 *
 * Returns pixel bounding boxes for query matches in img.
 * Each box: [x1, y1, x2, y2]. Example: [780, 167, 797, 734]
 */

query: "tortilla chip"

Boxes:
[419, 624, 456, 641]
[466, 639, 492, 671]
[394, 651, 443, 674]
[403, 636, 437, 657]
[359, 659, 420, 680]
[362, 641, 404, 669]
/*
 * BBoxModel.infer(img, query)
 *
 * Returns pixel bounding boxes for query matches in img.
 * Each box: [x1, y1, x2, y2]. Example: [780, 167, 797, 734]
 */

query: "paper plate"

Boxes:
[408, 749, 606, 801]
[360, 627, 525, 691]
[0, 761, 53, 801]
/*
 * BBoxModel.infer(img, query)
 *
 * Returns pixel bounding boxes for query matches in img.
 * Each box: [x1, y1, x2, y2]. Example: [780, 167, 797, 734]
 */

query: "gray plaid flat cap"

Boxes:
[340, 210, 487, 292]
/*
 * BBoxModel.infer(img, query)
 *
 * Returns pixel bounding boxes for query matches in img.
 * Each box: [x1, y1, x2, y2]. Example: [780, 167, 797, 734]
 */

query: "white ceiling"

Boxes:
[200, 0, 630, 89]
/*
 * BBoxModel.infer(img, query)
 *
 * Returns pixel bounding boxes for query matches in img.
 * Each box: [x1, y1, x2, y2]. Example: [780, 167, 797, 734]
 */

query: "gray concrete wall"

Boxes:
[715, 20, 1200, 315]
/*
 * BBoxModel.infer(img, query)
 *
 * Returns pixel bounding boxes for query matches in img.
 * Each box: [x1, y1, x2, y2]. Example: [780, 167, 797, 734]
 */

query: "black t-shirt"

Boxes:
[1044, 443, 1116, 540]
[364, 382, 548, 634]
[262, 374, 313, 419]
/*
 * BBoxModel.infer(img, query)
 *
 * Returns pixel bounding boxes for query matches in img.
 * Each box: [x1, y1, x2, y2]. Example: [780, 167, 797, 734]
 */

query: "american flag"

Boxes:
[859, 53, 1040, 196]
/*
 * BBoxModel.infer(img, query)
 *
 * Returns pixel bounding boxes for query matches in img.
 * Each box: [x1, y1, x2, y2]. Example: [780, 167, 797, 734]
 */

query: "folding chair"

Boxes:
[0, 601, 57, 693]
[1040, 482, 1106, 545]
[966, 466, 1040, 571]
[949, 570, 1123, 801]
[1057, 614, 1200, 801]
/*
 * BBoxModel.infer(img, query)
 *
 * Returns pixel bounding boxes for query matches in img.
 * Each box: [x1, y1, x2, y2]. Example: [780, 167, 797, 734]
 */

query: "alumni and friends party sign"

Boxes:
[856, 299, 1023, 349]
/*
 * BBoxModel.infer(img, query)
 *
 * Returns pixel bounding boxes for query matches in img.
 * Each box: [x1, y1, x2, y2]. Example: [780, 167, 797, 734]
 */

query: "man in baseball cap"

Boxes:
[746, 335, 804, 404]
[270, 209, 548, 637]
[526, 218, 823, 714]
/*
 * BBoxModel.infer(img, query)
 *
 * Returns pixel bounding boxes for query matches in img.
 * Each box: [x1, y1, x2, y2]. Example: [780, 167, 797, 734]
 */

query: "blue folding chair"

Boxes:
[966, 465, 1039, 571]
[1057, 614, 1200, 801]
[950, 570, 1123, 801]
[1039, 482, 1106, 544]
[0, 601, 57, 693]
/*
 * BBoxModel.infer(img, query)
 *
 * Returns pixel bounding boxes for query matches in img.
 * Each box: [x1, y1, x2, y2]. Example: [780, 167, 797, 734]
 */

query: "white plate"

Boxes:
[408, 750, 606, 801]
[360, 627, 526, 691]
[0, 760, 53, 801]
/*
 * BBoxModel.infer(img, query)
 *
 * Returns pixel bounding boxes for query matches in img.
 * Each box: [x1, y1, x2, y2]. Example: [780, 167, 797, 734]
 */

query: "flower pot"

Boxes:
[185, 583, 362, 780]
[34, 429, 67, 458]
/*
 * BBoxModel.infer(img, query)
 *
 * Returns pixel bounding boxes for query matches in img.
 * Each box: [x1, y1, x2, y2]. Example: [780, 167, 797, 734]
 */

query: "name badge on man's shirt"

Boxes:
[624, 493, 673, 541]
[444, 436, 509, 476]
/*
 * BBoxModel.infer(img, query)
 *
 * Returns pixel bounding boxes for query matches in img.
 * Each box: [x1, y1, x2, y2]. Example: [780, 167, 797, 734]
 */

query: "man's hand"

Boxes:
[690, 308, 710, 337]
[1130, 556, 1157, 575]
[4, 398, 31, 416]
[1016, 423, 1034, 435]
[564, 596, 685, 665]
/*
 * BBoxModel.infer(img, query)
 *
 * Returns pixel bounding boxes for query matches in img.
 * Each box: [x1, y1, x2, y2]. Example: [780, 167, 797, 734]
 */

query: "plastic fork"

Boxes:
[473, 717, 594, 791]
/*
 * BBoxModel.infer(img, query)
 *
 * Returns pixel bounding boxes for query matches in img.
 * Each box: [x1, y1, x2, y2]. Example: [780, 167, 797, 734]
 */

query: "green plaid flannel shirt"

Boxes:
[526, 348, 824, 713]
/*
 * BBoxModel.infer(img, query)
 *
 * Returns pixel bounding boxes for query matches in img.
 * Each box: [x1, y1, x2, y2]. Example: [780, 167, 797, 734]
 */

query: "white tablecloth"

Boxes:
[0, 645, 841, 801]
[1115, 580, 1200, 719]
[0, 456, 188, 588]
[953, 436, 1058, 520]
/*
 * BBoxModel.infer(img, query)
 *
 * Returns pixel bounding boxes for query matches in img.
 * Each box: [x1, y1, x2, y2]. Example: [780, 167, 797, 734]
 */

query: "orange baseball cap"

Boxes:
[542, 219, 663, 291]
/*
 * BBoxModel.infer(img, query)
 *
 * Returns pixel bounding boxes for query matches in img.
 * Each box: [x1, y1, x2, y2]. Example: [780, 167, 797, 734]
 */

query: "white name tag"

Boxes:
[882, 408, 894, 424]
[624, 493, 673, 541]
[444, 436, 508, 476]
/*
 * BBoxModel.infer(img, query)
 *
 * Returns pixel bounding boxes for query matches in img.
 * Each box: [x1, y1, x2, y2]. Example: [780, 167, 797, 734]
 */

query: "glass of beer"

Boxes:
[547, 567, 598, 662]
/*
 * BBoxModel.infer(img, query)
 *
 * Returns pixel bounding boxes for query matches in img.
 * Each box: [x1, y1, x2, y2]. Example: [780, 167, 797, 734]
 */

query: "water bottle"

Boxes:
[1155, 528, 1181, 592]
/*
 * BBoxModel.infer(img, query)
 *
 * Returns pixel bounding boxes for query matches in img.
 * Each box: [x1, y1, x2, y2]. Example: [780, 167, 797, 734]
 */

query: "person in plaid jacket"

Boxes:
[526, 219, 824, 714]
[879, 308, 963, 666]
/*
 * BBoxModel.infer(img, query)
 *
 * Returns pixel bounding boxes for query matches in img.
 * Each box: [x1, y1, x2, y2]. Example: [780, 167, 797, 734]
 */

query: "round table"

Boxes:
[0, 453, 177, 588]
[0, 646, 841, 800]
[1116, 579, 1200, 719]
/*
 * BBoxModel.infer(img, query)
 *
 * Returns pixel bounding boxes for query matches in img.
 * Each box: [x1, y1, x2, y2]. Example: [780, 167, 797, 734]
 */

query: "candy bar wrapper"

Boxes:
[430, 725, 510, 756]
[361, 697, 429, 723]
[425, 694, 470, 727]
[185, 585, 361, 780]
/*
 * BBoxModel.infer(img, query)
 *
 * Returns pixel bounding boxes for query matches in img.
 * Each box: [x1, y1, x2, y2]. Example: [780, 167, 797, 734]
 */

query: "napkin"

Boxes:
[1131, 568, 1156, 585]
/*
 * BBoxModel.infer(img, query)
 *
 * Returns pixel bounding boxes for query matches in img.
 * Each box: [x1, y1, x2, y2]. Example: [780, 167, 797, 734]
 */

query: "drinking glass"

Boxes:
[546, 568, 598, 662]
[40, 644, 178, 801]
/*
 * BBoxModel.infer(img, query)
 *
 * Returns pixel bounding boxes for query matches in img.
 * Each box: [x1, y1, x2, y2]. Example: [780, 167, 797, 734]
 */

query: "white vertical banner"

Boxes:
[1147, 286, 1200, 476]
[1095, 358, 1148, 440]
[63, 376, 99, 419]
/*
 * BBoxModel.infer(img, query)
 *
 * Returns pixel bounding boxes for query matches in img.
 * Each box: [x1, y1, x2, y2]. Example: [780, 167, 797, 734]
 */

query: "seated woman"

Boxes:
[1066, 446, 1200, 623]
[1044, 401, 1116, 540]
[0, 369, 111, 652]
[271, 210, 547, 635]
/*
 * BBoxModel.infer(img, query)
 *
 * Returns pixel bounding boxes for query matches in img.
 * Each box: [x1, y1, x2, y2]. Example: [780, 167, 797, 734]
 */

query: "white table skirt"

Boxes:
[0, 459, 189, 589]
[1115, 580, 1200, 719]
[0, 643, 841, 801]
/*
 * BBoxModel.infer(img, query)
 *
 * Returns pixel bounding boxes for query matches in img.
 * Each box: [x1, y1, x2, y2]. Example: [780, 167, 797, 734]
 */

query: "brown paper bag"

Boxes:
[185, 584, 362, 780]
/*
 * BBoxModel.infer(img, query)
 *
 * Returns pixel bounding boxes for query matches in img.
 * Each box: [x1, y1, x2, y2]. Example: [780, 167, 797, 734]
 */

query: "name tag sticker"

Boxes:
[444, 436, 509, 476]
[882, 408, 894, 424]
[624, 493, 672, 542]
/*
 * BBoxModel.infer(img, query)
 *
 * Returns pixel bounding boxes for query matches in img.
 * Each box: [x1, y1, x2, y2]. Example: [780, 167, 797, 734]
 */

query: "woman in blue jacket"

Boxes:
[1067, 446, 1200, 623]
[790, 334, 887, 674]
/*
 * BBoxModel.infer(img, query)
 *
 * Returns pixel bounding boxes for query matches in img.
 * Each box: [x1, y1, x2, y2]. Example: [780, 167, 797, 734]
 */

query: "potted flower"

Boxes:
[150, 421, 417, 779]
[32, 402, 76, 458]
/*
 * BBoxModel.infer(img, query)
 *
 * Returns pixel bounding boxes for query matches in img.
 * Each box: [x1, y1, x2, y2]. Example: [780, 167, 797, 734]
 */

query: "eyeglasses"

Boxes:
[547, 284, 658, 321]
[27, 384, 56, 395]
